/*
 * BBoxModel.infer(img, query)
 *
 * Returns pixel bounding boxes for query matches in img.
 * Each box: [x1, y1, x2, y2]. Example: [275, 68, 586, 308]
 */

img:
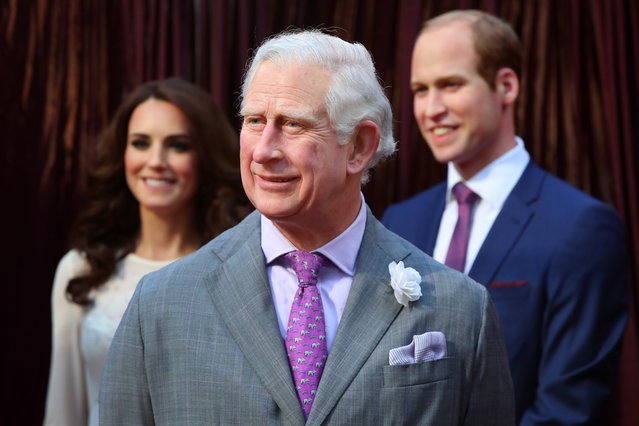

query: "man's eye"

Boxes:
[284, 120, 306, 132]
[412, 85, 428, 95]
[443, 81, 462, 90]
[244, 116, 262, 126]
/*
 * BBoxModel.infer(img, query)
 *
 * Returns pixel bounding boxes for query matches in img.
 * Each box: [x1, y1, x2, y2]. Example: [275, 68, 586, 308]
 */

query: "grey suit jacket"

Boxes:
[100, 209, 515, 425]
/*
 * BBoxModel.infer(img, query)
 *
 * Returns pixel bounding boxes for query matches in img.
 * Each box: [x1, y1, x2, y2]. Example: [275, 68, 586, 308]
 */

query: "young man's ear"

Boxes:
[496, 67, 519, 105]
[347, 120, 380, 175]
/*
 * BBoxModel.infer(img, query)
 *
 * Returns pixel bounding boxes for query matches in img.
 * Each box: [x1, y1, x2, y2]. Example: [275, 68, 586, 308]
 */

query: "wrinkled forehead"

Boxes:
[241, 60, 331, 117]
[243, 56, 331, 96]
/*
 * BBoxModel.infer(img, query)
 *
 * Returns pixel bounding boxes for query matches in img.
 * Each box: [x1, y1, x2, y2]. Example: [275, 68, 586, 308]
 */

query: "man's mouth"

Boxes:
[259, 174, 296, 183]
[432, 126, 455, 136]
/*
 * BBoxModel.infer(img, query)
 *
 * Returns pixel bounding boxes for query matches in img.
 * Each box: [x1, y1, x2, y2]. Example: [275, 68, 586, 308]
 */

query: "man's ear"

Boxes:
[495, 67, 519, 106]
[347, 120, 380, 175]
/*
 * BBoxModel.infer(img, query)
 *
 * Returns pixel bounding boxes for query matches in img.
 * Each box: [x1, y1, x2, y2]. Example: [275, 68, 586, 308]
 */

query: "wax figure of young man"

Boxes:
[100, 29, 515, 425]
[382, 10, 628, 425]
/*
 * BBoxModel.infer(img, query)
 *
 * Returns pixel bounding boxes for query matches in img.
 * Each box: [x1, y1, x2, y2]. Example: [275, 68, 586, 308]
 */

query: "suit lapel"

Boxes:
[469, 162, 543, 285]
[308, 211, 408, 425]
[204, 215, 305, 425]
[421, 183, 446, 255]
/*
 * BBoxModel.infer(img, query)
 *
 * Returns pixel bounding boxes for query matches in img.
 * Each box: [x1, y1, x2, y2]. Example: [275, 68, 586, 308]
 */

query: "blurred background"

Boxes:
[2, 0, 637, 424]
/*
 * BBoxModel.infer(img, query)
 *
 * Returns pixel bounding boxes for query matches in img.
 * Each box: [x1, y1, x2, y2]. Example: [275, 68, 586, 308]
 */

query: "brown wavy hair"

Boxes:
[67, 77, 250, 305]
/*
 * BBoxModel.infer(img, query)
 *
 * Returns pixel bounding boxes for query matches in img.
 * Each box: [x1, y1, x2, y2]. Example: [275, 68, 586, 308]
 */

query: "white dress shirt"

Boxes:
[433, 137, 530, 273]
[261, 193, 366, 351]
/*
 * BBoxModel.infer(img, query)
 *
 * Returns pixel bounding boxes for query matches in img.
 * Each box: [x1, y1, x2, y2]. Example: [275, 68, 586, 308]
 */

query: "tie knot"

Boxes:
[284, 250, 326, 287]
[452, 182, 479, 206]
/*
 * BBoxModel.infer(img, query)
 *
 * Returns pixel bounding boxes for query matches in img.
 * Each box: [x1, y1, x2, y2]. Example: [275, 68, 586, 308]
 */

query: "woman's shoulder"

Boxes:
[57, 249, 89, 272]
[50, 250, 90, 309]
[52, 249, 90, 288]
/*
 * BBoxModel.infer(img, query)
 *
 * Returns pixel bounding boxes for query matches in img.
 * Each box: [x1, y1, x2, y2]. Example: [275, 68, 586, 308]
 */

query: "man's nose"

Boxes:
[425, 90, 446, 119]
[252, 123, 283, 163]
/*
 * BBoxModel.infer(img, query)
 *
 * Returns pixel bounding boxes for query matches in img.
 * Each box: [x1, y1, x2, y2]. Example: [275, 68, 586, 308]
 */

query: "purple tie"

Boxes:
[445, 183, 479, 272]
[283, 250, 328, 419]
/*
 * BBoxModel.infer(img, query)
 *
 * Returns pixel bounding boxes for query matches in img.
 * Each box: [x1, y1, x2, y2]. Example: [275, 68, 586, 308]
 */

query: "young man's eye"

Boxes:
[411, 85, 428, 95]
[443, 81, 462, 90]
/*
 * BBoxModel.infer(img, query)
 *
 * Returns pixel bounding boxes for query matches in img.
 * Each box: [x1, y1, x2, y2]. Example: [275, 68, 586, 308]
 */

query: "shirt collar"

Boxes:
[447, 136, 530, 208]
[261, 192, 366, 276]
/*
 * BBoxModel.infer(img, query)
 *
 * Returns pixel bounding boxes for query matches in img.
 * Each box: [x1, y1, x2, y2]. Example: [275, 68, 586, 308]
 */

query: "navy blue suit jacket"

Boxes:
[382, 161, 628, 425]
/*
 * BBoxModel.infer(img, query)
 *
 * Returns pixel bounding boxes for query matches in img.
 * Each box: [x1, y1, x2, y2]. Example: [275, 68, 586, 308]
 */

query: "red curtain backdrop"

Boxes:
[2, 1, 637, 424]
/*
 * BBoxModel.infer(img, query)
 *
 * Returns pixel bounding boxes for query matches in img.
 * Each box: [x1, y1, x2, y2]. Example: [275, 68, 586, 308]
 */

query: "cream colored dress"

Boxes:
[43, 250, 174, 426]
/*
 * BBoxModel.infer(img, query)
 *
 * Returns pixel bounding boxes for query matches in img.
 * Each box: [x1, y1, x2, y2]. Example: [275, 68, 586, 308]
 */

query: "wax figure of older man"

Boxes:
[382, 10, 628, 425]
[100, 29, 514, 425]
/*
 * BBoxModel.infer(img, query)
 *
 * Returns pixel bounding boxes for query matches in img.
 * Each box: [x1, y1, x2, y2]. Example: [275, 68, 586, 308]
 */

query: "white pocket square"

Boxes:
[389, 331, 447, 365]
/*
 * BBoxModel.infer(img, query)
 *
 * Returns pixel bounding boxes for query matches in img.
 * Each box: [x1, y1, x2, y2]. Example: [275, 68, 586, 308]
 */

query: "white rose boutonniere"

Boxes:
[388, 261, 422, 307]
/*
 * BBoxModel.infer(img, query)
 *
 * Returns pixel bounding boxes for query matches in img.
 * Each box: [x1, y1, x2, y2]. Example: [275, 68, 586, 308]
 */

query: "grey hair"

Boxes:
[240, 29, 396, 184]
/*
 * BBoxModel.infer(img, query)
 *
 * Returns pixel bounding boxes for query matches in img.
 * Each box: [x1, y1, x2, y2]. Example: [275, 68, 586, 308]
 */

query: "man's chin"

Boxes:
[430, 151, 458, 165]
[256, 204, 296, 222]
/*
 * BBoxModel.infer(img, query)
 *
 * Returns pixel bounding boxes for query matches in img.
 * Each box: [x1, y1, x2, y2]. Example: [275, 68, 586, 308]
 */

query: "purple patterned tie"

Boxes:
[283, 250, 328, 419]
[445, 182, 480, 272]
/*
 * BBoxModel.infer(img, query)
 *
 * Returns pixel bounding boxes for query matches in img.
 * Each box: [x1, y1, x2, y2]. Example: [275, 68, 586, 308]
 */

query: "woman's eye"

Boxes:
[170, 140, 192, 152]
[129, 139, 149, 149]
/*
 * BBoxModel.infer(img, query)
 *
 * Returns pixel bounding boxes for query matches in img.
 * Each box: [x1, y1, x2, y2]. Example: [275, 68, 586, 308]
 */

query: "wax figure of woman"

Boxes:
[44, 77, 248, 426]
